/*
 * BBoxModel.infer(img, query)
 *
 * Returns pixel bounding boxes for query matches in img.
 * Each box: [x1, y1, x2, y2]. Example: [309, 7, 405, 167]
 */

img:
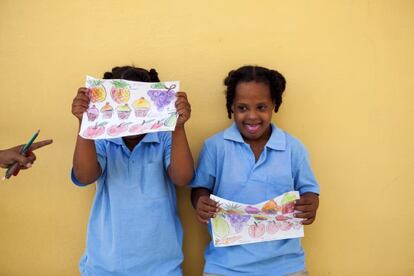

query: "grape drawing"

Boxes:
[147, 83, 176, 111]
[227, 214, 251, 233]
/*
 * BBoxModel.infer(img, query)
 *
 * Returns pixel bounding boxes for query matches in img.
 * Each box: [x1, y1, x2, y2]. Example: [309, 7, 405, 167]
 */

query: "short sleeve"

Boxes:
[293, 148, 320, 195]
[70, 139, 107, 186]
[190, 142, 216, 190]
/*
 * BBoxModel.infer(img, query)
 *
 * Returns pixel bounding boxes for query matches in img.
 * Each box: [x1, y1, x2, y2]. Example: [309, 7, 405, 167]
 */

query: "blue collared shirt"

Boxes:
[191, 123, 320, 276]
[71, 132, 183, 276]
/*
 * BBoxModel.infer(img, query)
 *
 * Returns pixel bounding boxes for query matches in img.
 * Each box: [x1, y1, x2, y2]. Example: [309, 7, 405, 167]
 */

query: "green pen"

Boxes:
[3, 129, 40, 180]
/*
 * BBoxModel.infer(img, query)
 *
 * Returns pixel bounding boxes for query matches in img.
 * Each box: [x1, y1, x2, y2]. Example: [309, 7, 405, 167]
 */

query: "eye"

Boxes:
[236, 105, 248, 112]
[257, 104, 268, 111]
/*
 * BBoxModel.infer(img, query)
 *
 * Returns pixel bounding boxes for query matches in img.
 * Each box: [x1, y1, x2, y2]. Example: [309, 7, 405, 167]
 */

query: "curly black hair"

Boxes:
[224, 65, 286, 119]
[103, 66, 160, 82]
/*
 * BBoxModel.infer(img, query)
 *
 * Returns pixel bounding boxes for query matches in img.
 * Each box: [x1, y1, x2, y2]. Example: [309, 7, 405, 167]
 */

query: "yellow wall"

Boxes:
[1, 1, 413, 275]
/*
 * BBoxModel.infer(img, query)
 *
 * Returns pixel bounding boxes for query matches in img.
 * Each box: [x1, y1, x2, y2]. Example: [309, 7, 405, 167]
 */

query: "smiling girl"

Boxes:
[191, 65, 320, 276]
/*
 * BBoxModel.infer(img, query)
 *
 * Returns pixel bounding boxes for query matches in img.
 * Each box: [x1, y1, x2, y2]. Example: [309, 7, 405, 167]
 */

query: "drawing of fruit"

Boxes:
[228, 214, 251, 233]
[164, 113, 177, 127]
[87, 80, 106, 103]
[86, 105, 99, 122]
[129, 120, 154, 134]
[275, 215, 289, 221]
[281, 193, 296, 214]
[151, 120, 164, 130]
[262, 199, 279, 214]
[212, 215, 230, 239]
[147, 83, 176, 111]
[111, 80, 130, 103]
[107, 122, 131, 137]
[82, 122, 107, 138]
[266, 221, 280, 234]
[248, 223, 265, 238]
[280, 221, 292, 231]
[245, 206, 260, 214]
[253, 214, 268, 221]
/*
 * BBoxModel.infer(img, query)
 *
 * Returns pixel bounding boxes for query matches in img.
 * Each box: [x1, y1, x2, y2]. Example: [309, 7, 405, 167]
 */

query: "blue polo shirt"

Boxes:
[71, 132, 183, 276]
[191, 123, 320, 276]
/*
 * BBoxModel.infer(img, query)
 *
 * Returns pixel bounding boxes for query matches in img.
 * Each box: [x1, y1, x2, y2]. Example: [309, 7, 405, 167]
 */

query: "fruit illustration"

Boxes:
[100, 102, 113, 119]
[266, 221, 280, 235]
[228, 214, 251, 233]
[151, 120, 164, 130]
[107, 122, 131, 137]
[147, 83, 176, 111]
[133, 97, 151, 117]
[248, 223, 265, 238]
[212, 215, 230, 239]
[164, 113, 177, 127]
[82, 122, 107, 138]
[275, 215, 289, 221]
[280, 221, 292, 231]
[86, 105, 99, 122]
[281, 192, 296, 214]
[87, 80, 106, 103]
[116, 104, 131, 120]
[262, 199, 279, 214]
[253, 214, 268, 221]
[111, 80, 130, 103]
[129, 120, 154, 134]
[245, 206, 260, 214]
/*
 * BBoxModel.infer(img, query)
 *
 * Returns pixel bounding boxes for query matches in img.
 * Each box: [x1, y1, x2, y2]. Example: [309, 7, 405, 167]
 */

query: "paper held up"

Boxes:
[210, 191, 303, 247]
[79, 76, 179, 140]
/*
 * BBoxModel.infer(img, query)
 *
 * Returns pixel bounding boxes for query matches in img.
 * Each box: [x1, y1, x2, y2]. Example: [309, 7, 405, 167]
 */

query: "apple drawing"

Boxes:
[266, 221, 280, 235]
[82, 122, 107, 138]
[280, 221, 292, 231]
[151, 120, 164, 130]
[129, 120, 154, 134]
[107, 122, 131, 137]
[248, 223, 265, 238]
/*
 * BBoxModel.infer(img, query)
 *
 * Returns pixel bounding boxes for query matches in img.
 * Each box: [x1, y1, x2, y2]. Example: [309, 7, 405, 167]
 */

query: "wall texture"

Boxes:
[0, 1, 413, 275]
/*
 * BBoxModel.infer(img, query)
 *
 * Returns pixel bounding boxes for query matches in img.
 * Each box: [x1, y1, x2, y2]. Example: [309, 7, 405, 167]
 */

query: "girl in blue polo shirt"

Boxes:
[71, 66, 194, 276]
[191, 65, 320, 276]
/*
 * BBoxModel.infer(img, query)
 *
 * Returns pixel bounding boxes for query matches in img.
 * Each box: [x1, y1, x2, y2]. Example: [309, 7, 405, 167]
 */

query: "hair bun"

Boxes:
[103, 72, 113, 79]
[224, 70, 235, 86]
[149, 68, 160, 82]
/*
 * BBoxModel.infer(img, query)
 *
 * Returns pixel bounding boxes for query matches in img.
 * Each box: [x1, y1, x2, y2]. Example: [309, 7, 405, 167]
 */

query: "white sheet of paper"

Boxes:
[210, 191, 303, 247]
[79, 76, 179, 140]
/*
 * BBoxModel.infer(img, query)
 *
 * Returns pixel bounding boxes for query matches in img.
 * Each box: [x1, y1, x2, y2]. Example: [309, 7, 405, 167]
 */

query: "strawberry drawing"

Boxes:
[111, 80, 130, 103]
[82, 122, 107, 138]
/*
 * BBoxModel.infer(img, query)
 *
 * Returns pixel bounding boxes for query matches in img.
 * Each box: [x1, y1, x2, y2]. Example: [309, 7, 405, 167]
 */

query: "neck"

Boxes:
[123, 134, 145, 151]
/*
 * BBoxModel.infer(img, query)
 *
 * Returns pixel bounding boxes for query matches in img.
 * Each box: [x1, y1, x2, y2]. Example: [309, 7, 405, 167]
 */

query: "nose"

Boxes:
[247, 109, 259, 120]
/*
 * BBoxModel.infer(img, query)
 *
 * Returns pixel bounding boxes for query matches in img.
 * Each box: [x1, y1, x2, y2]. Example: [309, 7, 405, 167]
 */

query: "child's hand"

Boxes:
[294, 192, 319, 225]
[72, 87, 90, 122]
[175, 92, 191, 127]
[0, 139, 53, 169]
[196, 195, 219, 224]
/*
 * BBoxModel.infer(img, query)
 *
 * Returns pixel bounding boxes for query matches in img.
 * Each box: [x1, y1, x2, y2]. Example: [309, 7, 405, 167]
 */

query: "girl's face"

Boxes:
[232, 81, 274, 143]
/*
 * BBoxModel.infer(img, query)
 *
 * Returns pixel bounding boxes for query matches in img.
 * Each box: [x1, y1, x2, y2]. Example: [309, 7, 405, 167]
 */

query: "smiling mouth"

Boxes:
[244, 124, 261, 133]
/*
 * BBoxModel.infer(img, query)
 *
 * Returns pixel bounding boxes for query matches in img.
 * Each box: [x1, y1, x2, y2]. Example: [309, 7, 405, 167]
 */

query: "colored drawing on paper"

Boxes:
[79, 76, 179, 140]
[210, 191, 303, 247]
[147, 83, 176, 111]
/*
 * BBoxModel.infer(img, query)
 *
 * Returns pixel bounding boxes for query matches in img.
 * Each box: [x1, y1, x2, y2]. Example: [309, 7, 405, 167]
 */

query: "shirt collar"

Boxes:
[224, 122, 286, 151]
[107, 132, 161, 146]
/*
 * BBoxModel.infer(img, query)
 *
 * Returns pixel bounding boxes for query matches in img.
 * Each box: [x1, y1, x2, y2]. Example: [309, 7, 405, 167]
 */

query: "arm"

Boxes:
[167, 92, 194, 186]
[71, 88, 101, 185]
[191, 187, 219, 224]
